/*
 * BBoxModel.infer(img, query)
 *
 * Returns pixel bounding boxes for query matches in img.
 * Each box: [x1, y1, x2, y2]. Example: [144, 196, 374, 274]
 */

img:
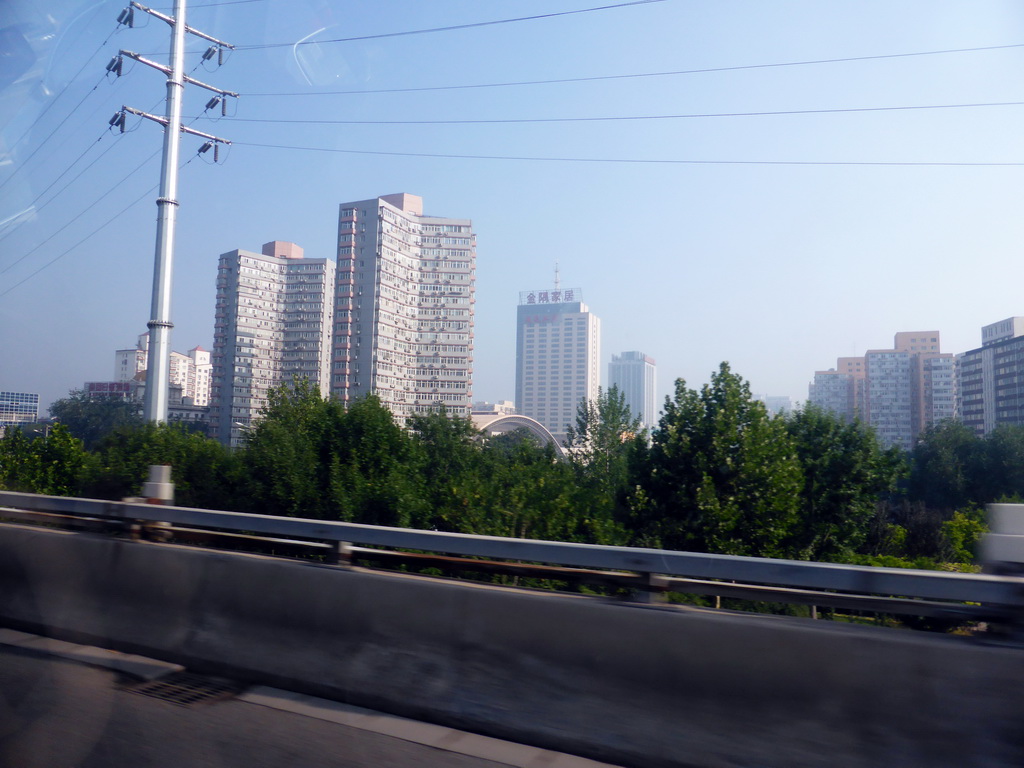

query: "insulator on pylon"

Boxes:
[108, 112, 126, 133]
[202, 46, 217, 61]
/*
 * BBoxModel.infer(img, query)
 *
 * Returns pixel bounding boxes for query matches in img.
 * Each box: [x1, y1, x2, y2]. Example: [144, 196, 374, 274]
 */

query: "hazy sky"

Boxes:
[3, 0, 1024, 415]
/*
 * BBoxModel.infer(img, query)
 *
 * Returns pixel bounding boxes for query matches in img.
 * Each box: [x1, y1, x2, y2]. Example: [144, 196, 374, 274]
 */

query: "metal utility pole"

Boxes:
[143, 0, 187, 424]
[109, 1, 234, 423]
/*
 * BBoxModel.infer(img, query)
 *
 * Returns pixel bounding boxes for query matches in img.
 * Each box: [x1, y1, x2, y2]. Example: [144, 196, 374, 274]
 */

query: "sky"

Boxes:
[3, 0, 1024, 415]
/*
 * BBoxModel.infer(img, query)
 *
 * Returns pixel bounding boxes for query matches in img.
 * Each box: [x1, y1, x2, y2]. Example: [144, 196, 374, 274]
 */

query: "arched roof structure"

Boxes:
[470, 414, 565, 459]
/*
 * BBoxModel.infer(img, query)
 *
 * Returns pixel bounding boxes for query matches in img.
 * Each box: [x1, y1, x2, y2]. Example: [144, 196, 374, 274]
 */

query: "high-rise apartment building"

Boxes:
[892, 332, 955, 439]
[115, 335, 148, 384]
[808, 356, 868, 424]
[957, 317, 1024, 436]
[864, 348, 913, 450]
[810, 332, 954, 450]
[331, 194, 475, 421]
[609, 351, 657, 430]
[211, 241, 335, 446]
[515, 288, 601, 444]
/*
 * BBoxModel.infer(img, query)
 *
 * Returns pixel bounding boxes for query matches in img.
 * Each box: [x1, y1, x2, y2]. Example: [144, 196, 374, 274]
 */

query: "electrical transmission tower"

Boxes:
[108, 1, 236, 423]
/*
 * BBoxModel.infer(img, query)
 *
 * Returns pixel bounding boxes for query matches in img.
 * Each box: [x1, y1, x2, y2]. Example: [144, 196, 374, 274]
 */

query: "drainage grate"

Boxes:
[123, 671, 245, 707]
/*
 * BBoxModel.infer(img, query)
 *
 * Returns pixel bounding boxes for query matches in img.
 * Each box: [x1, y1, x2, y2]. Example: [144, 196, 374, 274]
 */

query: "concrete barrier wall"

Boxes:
[1, 523, 1022, 768]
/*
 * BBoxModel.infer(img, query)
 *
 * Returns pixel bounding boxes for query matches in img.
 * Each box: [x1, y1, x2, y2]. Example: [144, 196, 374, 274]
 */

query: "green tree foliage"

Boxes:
[897, 421, 1018, 564]
[632, 363, 803, 557]
[975, 425, 1024, 503]
[242, 381, 425, 525]
[480, 438, 606, 542]
[908, 420, 982, 511]
[82, 423, 240, 509]
[407, 409, 490, 532]
[941, 505, 988, 565]
[784, 405, 904, 561]
[7, 366, 1003, 572]
[49, 390, 142, 450]
[565, 386, 645, 515]
[0, 423, 87, 495]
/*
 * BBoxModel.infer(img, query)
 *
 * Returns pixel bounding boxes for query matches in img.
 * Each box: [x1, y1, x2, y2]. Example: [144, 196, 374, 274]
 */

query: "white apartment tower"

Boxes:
[331, 194, 475, 420]
[211, 241, 335, 446]
[515, 288, 601, 445]
[115, 333, 212, 406]
[609, 351, 657, 430]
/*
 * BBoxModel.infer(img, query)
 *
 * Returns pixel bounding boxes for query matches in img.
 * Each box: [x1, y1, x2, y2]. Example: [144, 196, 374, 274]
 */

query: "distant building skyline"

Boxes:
[515, 288, 601, 445]
[114, 332, 212, 408]
[810, 331, 955, 450]
[758, 395, 793, 416]
[609, 351, 657, 430]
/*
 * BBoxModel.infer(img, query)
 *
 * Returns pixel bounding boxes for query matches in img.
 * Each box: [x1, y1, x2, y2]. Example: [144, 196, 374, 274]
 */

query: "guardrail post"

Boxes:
[632, 572, 669, 603]
[125, 465, 175, 542]
[326, 541, 353, 567]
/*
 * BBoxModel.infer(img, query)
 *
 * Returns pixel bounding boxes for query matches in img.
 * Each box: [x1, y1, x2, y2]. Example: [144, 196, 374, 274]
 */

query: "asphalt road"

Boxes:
[0, 635, 618, 768]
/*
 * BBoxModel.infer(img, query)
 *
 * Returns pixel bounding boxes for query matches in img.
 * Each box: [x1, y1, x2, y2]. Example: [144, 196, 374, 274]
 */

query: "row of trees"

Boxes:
[0, 365, 1004, 566]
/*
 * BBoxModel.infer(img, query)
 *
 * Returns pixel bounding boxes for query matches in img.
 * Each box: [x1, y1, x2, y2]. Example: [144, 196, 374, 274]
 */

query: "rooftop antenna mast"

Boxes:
[554, 261, 560, 291]
[109, 0, 235, 423]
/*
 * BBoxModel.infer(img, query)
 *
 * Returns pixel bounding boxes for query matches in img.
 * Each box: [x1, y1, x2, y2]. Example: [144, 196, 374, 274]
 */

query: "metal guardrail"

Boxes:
[2, 490, 1024, 623]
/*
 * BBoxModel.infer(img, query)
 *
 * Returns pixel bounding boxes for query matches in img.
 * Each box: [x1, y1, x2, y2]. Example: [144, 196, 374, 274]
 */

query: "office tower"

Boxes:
[515, 287, 601, 445]
[609, 351, 657, 430]
[811, 332, 954, 450]
[331, 194, 475, 421]
[211, 241, 335, 446]
[0, 391, 39, 428]
[957, 317, 1024, 436]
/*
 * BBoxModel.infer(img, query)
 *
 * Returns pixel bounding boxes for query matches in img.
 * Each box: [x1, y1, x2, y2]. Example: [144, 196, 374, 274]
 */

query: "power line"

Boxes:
[0, 156, 200, 300]
[6, 23, 123, 152]
[216, 100, 1024, 126]
[0, 73, 110, 193]
[173, 0, 266, 7]
[233, 140, 1024, 166]
[234, 0, 666, 50]
[1, 94, 171, 244]
[0, 132, 119, 245]
[0, 182, 158, 301]
[243, 42, 1024, 97]
[0, 149, 160, 276]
